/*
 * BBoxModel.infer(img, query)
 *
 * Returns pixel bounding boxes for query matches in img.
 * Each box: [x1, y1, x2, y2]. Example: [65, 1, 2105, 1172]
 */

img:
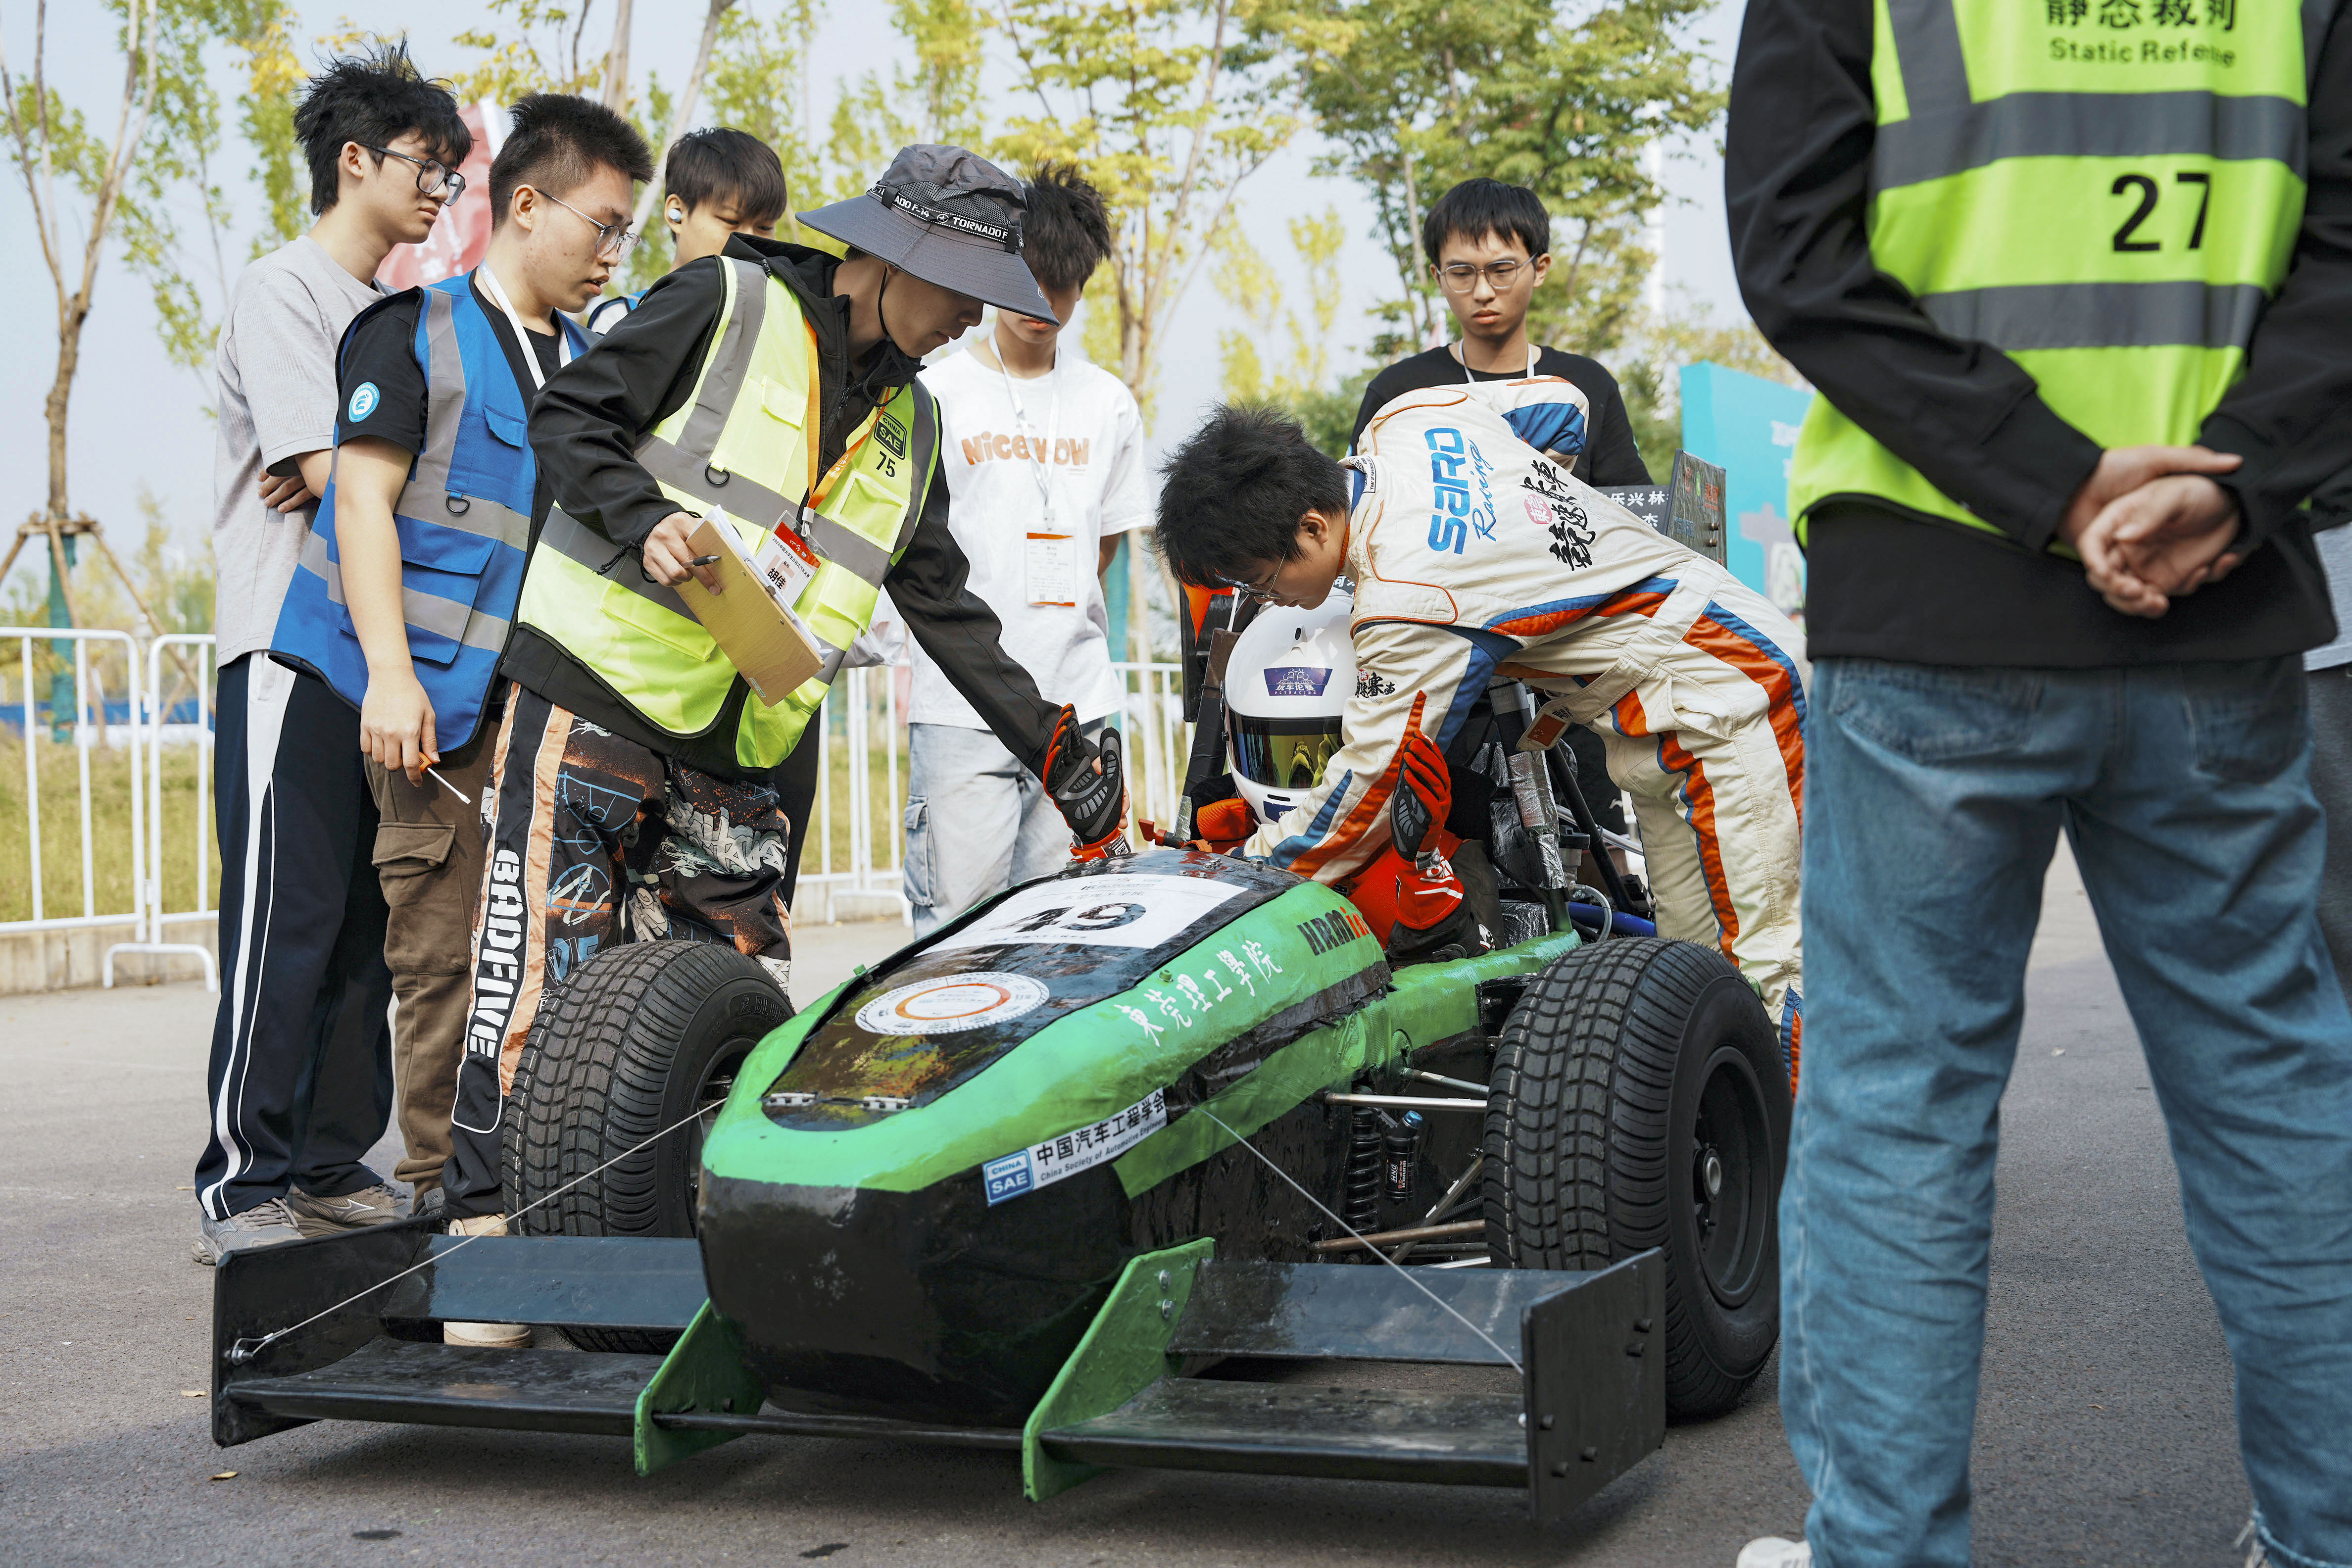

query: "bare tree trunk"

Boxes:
[4, 0, 162, 529]
[43, 301, 82, 520]
[629, 0, 735, 237]
[600, 0, 636, 111]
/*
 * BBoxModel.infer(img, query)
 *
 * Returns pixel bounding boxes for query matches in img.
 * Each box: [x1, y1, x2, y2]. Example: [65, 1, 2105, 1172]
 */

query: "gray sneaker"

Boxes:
[192, 1197, 307, 1265]
[286, 1181, 405, 1237]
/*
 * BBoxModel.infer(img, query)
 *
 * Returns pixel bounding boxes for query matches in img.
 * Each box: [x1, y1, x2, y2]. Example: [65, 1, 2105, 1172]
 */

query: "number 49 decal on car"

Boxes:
[931, 875, 1245, 953]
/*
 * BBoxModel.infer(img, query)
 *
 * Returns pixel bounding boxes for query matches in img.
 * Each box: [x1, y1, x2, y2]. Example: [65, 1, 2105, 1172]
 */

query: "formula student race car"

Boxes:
[210, 683, 1790, 1525]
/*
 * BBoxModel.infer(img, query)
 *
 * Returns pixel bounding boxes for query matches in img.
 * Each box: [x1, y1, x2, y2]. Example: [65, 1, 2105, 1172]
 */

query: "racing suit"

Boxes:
[1244, 386, 1808, 1070]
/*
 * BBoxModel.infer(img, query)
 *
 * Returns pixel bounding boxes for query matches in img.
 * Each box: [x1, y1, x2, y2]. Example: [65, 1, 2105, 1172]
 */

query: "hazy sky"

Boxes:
[0, 0, 1748, 585]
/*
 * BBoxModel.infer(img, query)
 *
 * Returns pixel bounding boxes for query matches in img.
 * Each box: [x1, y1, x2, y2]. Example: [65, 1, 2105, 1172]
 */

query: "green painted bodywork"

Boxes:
[698, 867, 1577, 1204]
[1021, 1237, 1217, 1501]
[634, 1301, 763, 1476]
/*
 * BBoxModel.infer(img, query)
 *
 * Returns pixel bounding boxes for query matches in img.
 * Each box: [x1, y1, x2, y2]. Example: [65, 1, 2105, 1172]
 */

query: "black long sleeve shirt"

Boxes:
[513, 237, 1059, 778]
[1726, 0, 2352, 666]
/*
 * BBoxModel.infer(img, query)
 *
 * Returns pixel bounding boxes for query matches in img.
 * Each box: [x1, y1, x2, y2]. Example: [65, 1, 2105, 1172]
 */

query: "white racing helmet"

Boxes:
[1223, 587, 1355, 829]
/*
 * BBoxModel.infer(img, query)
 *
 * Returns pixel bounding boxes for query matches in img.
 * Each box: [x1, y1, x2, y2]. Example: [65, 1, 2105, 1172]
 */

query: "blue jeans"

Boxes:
[903, 722, 1089, 937]
[1787, 657, 2352, 1568]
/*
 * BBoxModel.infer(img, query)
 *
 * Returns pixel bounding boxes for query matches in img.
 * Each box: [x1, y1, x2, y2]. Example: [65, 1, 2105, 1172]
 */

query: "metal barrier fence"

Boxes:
[2, 628, 1191, 975]
[768, 659, 1191, 926]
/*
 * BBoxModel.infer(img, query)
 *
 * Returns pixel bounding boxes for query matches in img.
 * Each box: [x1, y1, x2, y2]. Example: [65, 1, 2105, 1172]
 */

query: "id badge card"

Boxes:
[752, 525, 823, 623]
[1026, 531, 1079, 607]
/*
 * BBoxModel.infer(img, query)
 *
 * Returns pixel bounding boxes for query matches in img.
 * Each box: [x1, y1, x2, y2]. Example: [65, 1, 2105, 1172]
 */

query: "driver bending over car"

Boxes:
[1156, 399, 1809, 1079]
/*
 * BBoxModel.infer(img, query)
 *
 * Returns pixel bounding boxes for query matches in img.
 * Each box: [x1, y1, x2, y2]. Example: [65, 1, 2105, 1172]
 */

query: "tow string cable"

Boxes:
[229, 1101, 1525, 1379]
[224, 1103, 712, 1367]
[1195, 1107, 1522, 1375]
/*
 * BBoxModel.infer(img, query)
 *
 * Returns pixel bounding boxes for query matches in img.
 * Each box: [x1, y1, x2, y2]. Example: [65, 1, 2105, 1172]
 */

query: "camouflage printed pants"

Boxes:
[441, 683, 793, 1218]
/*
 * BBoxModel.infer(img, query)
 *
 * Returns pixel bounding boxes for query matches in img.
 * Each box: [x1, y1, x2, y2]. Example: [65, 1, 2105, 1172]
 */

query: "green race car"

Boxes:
[213, 752, 1788, 1525]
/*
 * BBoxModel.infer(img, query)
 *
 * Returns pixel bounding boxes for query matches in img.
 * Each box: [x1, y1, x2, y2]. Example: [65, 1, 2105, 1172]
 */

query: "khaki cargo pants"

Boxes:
[366, 737, 495, 1199]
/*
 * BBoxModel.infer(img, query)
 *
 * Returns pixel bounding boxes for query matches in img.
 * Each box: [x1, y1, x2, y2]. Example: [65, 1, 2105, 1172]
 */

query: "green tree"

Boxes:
[230, 0, 307, 254]
[450, 0, 609, 102]
[988, 0, 1348, 420]
[1305, 0, 1720, 361]
[1617, 294, 1807, 470]
[702, 0, 827, 231]
[830, 0, 984, 192]
[5, 0, 168, 528]
[1214, 205, 1342, 407]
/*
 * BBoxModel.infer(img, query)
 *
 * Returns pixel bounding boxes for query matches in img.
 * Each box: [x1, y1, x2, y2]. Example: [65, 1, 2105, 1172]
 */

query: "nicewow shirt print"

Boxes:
[910, 343, 1153, 729]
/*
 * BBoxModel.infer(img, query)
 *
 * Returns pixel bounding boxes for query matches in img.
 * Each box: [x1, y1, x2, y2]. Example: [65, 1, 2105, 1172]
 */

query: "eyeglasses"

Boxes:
[365, 146, 466, 201]
[530, 187, 639, 262]
[1436, 259, 1531, 293]
[1226, 562, 1285, 603]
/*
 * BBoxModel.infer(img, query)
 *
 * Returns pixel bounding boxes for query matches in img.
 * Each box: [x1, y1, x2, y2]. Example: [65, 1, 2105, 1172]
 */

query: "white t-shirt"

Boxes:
[910, 342, 1153, 729]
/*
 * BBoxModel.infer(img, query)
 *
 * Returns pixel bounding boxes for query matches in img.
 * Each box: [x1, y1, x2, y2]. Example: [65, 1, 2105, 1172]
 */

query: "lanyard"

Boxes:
[986, 331, 1061, 527]
[797, 319, 881, 516]
[1457, 341, 1537, 382]
[477, 265, 573, 391]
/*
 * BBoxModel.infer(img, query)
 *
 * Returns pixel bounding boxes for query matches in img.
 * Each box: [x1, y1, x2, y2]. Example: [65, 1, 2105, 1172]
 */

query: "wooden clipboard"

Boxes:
[674, 514, 826, 707]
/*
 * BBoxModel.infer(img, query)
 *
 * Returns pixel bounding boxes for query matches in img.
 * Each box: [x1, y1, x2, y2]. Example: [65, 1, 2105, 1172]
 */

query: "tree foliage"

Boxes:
[450, 0, 609, 102]
[1617, 295, 1808, 467]
[1305, 0, 1721, 361]
[987, 0, 1348, 420]
[1215, 205, 1342, 409]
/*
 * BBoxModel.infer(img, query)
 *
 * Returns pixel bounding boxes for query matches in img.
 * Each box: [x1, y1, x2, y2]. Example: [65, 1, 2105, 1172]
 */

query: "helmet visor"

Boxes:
[1231, 714, 1343, 791]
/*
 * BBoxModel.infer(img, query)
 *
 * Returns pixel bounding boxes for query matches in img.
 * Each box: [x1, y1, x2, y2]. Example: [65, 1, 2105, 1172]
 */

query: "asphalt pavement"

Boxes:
[0, 855, 2256, 1567]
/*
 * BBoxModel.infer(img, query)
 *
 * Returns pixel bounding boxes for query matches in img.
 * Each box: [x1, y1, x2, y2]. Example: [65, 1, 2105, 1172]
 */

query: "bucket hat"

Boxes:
[799, 145, 1059, 324]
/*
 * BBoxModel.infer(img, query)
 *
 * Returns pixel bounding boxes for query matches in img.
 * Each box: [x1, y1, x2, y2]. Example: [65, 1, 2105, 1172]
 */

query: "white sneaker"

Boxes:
[441, 1213, 528, 1348]
[1737, 1540, 1811, 1568]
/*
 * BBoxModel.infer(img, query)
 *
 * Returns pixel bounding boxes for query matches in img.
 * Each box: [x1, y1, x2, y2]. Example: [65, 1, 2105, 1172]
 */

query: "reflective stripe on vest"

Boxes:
[270, 276, 574, 747]
[516, 257, 934, 769]
[1787, 0, 2309, 542]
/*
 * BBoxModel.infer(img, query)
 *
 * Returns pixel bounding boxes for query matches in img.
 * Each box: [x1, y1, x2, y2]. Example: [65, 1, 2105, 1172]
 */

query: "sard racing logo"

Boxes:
[1424, 427, 1496, 554]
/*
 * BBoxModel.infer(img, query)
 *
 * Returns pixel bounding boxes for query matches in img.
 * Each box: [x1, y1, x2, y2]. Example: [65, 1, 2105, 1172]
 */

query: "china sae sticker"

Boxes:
[983, 1088, 1169, 1205]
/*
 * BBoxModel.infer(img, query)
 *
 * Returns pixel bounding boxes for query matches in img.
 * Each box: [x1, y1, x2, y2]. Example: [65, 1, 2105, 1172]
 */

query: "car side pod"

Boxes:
[213, 1226, 1665, 1524]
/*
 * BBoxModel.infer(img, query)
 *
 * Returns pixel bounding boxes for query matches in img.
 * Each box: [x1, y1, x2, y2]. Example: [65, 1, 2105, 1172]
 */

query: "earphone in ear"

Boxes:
[667, 201, 685, 227]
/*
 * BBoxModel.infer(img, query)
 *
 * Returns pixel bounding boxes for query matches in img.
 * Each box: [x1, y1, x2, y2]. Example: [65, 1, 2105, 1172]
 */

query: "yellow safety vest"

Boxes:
[517, 257, 935, 768]
[1788, 0, 2310, 543]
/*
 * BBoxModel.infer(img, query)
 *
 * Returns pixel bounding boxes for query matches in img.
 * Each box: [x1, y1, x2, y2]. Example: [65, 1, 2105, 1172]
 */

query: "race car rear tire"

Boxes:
[1483, 936, 1789, 1419]
[502, 938, 791, 1353]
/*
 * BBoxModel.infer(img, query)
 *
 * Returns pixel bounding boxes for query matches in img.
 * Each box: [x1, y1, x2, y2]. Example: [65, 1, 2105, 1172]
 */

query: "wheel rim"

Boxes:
[682, 1035, 757, 1231]
[1688, 1044, 1772, 1308]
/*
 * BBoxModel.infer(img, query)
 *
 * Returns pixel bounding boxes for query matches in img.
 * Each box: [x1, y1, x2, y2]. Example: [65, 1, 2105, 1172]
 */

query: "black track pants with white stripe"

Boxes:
[193, 654, 394, 1221]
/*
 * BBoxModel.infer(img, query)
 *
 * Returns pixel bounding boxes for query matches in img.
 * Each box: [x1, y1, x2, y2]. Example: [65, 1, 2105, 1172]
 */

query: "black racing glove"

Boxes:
[1042, 704, 1129, 858]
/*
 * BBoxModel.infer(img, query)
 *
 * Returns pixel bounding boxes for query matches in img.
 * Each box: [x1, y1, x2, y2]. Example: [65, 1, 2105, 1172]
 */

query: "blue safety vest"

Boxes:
[271, 273, 586, 750]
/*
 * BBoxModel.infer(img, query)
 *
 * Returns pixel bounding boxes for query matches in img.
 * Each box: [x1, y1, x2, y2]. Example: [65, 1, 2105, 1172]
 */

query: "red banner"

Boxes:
[380, 103, 502, 291]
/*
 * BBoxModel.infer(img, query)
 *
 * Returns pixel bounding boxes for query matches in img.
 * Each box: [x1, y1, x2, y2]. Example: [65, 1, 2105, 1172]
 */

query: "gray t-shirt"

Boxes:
[210, 234, 384, 666]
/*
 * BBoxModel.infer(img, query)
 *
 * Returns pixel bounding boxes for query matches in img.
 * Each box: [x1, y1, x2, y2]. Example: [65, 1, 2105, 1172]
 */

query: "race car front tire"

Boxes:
[501, 937, 791, 1353]
[1483, 936, 1789, 1419]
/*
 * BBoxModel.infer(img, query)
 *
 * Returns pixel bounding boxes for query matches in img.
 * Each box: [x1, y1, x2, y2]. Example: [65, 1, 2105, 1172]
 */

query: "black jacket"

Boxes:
[1726, 0, 2352, 666]
[514, 237, 1058, 778]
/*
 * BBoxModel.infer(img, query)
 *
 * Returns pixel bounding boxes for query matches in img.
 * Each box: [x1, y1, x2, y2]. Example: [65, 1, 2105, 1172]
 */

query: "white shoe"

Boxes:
[1737, 1540, 1811, 1568]
[441, 1213, 528, 1348]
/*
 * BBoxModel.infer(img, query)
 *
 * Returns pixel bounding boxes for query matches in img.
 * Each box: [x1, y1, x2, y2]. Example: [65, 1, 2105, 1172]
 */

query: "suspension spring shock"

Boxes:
[1340, 1105, 1383, 1254]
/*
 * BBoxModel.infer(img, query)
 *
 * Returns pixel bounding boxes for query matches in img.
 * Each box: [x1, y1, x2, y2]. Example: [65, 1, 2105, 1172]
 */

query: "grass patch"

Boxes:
[0, 736, 219, 924]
